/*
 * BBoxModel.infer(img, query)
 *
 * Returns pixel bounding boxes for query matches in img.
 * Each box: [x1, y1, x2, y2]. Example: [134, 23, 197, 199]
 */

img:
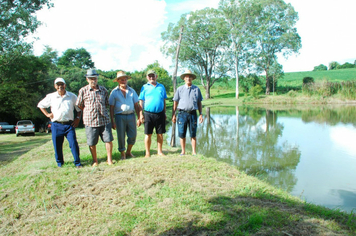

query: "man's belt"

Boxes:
[178, 109, 196, 114]
[54, 121, 72, 125]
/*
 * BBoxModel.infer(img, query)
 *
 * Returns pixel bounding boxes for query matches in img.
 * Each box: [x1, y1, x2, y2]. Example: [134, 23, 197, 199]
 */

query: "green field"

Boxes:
[277, 68, 356, 88]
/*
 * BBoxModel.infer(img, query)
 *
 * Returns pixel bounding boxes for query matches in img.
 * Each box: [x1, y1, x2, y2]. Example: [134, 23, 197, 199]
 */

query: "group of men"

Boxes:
[37, 68, 203, 168]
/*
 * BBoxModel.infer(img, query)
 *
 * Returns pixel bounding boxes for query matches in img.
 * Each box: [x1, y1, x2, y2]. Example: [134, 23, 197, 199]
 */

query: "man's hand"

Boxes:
[72, 118, 80, 128]
[199, 114, 203, 124]
[112, 122, 116, 130]
[172, 116, 176, 123]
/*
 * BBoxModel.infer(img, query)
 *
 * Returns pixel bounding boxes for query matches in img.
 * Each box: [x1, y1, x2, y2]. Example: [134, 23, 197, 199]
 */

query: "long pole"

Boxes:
[170, 26, 184, 147]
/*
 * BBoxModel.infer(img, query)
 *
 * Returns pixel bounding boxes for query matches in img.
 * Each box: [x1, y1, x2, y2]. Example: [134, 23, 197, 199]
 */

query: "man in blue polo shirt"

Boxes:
[172, 69, 203, 155]
[139, 70, 167, 157]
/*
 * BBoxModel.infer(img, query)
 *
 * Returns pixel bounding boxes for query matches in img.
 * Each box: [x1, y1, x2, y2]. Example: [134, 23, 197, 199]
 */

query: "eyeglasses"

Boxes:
[147, 74, 156, 78]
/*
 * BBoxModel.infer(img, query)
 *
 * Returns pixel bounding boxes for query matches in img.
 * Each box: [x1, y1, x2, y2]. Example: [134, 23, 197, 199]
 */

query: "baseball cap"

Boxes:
[54, 78, 66, 84]
[146, 70, 157, 76]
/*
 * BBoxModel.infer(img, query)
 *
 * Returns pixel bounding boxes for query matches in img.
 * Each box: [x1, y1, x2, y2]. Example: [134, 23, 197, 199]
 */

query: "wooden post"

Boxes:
[170, 26, 184, 147]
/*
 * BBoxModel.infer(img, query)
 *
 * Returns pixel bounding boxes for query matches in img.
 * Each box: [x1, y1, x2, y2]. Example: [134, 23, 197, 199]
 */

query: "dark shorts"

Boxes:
[144, 111, 166, 135]
[177, 110, 198, 139]
[85, 123, 114, 146]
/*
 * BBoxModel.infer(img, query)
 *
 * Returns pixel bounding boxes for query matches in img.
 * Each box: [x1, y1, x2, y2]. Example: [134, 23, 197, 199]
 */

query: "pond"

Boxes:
[167, 105, 356, 213]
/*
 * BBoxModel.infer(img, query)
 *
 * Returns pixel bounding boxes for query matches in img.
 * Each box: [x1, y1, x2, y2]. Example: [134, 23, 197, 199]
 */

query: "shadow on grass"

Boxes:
[157, 194, 356, 235]
[0, 133, 51, 165]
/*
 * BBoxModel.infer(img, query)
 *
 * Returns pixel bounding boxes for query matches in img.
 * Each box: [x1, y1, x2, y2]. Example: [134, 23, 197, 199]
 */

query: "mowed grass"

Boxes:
[1, 128, 355, 235]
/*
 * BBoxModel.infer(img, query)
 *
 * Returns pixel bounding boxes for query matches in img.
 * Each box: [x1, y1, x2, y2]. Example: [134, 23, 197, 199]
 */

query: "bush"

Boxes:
[287, 90, 297, 97]
[313, 64, 327, 71]
[239, 74, 262, 93]
[303, 77, 314, 85]
[250, 85, 263, 98]
[336, 62, 356, 69]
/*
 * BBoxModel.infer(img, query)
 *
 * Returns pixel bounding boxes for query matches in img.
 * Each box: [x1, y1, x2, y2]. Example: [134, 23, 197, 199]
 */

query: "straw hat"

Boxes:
[180, 69, 196, 80]
[114, 71, 131, 82]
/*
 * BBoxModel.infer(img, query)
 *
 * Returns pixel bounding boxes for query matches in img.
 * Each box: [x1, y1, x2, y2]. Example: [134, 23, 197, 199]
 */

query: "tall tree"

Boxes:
[219, 0, 253, 99]
[246, 0, 301, 94]
[0, 0, 53, 68]
[57, 48, 94, 69]
[162, 8, 230, 99]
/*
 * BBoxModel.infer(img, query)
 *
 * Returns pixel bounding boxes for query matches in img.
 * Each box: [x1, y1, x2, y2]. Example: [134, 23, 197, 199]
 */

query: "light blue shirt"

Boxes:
[173, 84, 203, 111]
[139, 82, 167, 113]
[109, 86, 139, 114]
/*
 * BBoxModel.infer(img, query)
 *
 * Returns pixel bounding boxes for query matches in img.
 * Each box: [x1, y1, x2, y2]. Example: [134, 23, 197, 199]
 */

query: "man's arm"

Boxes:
[134, 102, 142, 127]
[139, 100, 144, 123]
[198, 101, 203, 124]
[110, 105, 116, 130]
[172, 101, 178, 123]
[39, 108, 53, 120]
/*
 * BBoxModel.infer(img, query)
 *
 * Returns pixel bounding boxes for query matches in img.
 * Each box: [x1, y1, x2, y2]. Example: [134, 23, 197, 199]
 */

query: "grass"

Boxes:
[1, 126, 355, 235]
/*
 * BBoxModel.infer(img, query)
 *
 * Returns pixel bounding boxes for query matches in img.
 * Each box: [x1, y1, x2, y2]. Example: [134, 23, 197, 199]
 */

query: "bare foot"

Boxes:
[121, 156, 126, 160]
[157, 152, 166, 156]
[107, 161, 113, 165]
[126, 152, 135, 158]
[145, 155, 150, 158]
[92, 162, 98, 167]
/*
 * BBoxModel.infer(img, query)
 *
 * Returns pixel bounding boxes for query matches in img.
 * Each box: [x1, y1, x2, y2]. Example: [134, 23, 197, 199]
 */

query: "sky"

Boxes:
[29, 0, 356, 74]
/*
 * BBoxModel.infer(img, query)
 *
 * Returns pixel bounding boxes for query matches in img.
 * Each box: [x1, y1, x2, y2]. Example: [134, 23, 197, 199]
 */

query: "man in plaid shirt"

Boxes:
[76, 68, 114, 166]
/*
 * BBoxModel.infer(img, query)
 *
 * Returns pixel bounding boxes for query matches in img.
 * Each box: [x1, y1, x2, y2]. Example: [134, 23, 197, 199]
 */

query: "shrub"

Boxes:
[313, 64, 327, 71]
[239, 74, 262, 93]
[250, 85, 263, 98]
[303, 77, 314, 85]
[287, 90, 297, 97]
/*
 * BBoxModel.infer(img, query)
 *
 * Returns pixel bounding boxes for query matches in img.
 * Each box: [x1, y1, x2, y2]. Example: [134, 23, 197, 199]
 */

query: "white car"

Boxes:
[15, 120, 35, 137]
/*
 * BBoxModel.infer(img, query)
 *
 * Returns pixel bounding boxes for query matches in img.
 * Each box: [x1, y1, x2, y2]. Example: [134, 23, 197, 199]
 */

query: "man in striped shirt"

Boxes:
[76, 69, 114, 166]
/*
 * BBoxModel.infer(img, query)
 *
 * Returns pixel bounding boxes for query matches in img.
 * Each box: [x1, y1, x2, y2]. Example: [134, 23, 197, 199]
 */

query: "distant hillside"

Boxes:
[279, 68, 356, 88]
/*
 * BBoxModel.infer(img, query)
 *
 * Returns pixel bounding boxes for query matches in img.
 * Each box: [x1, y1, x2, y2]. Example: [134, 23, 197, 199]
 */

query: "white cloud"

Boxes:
[330, 125, 356, 157]
[30, 0, 356, 73]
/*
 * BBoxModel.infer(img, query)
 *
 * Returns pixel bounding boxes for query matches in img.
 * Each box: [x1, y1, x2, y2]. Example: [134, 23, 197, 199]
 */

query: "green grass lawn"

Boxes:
[0, 127, 355, 235]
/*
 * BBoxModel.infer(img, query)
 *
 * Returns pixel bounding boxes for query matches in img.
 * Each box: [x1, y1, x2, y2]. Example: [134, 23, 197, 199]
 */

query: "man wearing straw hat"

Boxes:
[109, 71, 142, 160]
[138, 69, 167, 157]
[172, 69, 203, 155]
[76, 68, 114, 166]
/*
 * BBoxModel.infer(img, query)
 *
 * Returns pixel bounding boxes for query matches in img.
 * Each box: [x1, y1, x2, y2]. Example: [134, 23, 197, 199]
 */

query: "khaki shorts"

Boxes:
[85, 123, 114, 146]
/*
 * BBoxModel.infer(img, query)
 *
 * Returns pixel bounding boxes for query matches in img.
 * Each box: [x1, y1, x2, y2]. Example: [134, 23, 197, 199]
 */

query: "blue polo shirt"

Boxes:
[139, 82, 167, 113]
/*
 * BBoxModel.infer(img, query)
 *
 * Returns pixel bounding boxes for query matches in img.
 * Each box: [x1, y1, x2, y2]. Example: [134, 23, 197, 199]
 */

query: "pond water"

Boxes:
[167, 105, 356, 213]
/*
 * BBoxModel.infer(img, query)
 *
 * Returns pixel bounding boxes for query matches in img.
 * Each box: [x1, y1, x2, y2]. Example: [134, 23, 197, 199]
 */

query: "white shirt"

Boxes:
[37, 91, 81, 122]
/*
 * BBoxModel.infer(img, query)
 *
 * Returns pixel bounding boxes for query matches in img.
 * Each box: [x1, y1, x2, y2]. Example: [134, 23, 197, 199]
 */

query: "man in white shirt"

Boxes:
[37, 78, 82, 168]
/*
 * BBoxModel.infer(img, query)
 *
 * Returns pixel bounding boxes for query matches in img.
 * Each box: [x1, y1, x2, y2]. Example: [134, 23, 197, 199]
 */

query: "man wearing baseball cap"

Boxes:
[138, 69, 167, 157]
[37, 78, 82, 168]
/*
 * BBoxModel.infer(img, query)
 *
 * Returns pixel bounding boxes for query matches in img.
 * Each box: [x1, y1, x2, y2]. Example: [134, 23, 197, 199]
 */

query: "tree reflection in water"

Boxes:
[196, 106, 301, 193]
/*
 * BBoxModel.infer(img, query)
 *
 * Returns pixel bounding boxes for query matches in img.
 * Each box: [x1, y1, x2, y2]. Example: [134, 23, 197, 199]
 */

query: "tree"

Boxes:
[329, 61, 340, 70]
[162, 8, 230, 99]
[57, 48, 94, 69]
[0, 0, 53, 68]
[246, 0, 301, 95]
[313, 64, 327, 71]
[219, 0, 252, 99]
[269, 61, 284, 93]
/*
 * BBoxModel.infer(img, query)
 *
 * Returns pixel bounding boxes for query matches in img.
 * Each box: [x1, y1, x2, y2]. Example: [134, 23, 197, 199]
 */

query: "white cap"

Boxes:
[54, 78, 66, 84]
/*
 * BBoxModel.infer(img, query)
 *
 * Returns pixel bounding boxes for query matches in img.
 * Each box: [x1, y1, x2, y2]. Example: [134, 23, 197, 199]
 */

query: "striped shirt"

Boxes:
[76, 85, 110, 127]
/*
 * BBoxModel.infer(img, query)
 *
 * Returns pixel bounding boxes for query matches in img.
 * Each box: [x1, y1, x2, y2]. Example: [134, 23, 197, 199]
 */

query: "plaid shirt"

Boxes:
[76, 85, 110, 127]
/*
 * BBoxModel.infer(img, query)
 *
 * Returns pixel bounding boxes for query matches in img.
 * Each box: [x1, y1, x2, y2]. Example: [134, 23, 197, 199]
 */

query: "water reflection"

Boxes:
[167, 105, 356, 213]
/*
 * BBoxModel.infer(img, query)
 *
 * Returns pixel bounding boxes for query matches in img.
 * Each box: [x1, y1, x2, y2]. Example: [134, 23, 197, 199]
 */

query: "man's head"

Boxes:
[114, 71, 131, 86]
[85, 68, 99, 88]
[180, 70, 196, 86]
[146, 70, 157, 85]
[54, 78, 66, 94]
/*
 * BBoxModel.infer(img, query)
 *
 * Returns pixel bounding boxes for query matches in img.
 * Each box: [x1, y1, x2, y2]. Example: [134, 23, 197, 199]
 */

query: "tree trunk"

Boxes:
[265, 69, 270, 95]
[235, 60, 239, 99]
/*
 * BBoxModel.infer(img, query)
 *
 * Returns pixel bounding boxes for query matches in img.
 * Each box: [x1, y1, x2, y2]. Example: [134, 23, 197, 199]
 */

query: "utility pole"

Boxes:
[170, 25, 184, 147]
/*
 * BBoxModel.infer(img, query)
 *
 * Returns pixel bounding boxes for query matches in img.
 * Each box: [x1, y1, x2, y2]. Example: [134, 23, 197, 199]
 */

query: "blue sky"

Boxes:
[29, 0, 356, 74]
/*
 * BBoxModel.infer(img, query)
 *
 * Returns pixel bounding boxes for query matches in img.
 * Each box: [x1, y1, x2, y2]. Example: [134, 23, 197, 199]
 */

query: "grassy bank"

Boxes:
[0, 128, 355, 235]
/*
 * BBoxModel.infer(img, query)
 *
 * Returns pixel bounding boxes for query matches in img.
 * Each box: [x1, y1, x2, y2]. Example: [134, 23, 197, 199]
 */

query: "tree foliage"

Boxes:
[313, 64, 327, 71]
[57, 48, 95, 69]
[245, 0, 301, 95]
[162, 8, 230, 98]
[0, 0, 53, 67]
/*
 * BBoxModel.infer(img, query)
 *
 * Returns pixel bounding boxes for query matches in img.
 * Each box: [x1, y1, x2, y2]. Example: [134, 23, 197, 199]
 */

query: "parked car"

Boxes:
[15, 120, 35, 136]
[45, 121, 51, 133]
[0, 122, 15, 133]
